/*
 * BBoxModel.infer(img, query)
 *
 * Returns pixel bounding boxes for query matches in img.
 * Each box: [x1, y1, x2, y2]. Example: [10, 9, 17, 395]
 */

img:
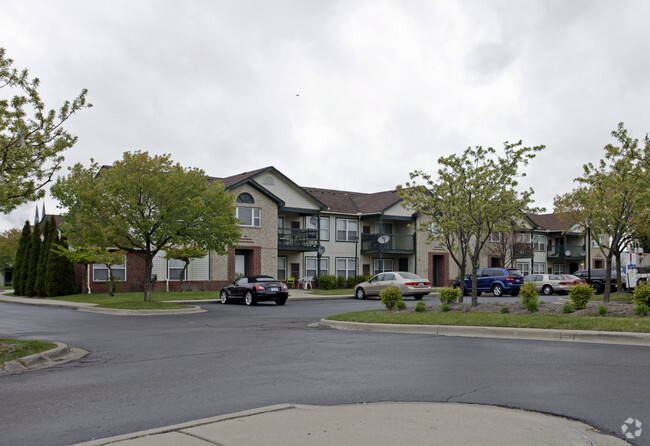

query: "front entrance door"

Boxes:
[398, 258, 409, 272]
[235, 250, 248, 276]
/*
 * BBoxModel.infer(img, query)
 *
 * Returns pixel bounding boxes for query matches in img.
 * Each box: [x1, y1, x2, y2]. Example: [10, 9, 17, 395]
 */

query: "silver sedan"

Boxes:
[354, 271, 431, 300]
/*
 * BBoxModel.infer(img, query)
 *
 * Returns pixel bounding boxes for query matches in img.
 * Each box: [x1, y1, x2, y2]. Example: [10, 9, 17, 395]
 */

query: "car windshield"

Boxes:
[255, 277, 276, 282]
[507, 269, 523, 277]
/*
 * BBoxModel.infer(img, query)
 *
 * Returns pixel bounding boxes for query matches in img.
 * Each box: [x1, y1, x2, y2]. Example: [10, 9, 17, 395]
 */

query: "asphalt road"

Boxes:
[1, 297, 649, 446]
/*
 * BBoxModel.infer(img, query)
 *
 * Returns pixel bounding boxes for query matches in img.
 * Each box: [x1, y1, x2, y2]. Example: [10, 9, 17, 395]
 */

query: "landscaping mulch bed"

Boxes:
[434, 302, 640, 318]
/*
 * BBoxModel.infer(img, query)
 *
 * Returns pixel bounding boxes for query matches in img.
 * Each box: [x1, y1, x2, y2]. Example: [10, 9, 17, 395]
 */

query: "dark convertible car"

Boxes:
[220, 275, 289, 306]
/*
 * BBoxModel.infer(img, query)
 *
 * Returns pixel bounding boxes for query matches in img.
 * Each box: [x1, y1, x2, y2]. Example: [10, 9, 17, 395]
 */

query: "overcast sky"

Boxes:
[1, 0, 649, 231]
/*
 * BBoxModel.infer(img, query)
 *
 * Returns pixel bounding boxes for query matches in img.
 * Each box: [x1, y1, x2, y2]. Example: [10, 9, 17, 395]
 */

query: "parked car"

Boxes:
[453, 267, 524, 297]
[354, 272, 431, 300]
[573, 269, 626, 294]
[562, 274, 587, 285]
[220, 275, 289, 306]
[524, 274, 575, 295]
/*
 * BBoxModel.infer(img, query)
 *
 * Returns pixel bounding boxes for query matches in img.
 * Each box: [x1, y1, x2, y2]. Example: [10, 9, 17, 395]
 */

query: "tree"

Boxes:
[56, 246, 126, 296]
[35, 219, 52, 296]
[44, 233, 77, 297]
[0, 227, 21, 267]
[165, 245, 208, 292]
[400, 141, 544, 306]
[12, 221, 31, 295]
[0, 47, 91, 212]
[24, 220, 41, 296]
[554, 123, 650, 302]
[51, 151, 242, 302]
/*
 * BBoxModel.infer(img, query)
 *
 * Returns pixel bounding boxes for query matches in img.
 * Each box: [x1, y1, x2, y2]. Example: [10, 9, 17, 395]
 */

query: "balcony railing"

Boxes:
[361, 233, 415, 254]
[278, 228, 318, 250]
[547, 245, 585, 260]
[513, 242, 533, 258]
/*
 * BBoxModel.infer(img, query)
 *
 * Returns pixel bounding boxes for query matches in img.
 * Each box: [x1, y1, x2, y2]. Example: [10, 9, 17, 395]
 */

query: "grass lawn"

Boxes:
[327, 310, 650, 333]
[590, 292, 634, 302]
[1, 338, 57, 365]
[47, 291, 220, 310]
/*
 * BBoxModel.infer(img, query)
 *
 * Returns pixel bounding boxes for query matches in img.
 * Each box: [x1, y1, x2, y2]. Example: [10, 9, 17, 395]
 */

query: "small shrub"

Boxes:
[380, 286, 403, 310]
[395, 300, 407, 311]
[318, 275, 337, 290]
[500, 306, 510, 314]
[439, 287, 460, 305]
[356, 275, 371, 285]
[525, 301, 539, 313]
[563, 302, 574, 314]
[569, 283, 593, 310]
[597, 305, 608, 316]
[635, 304, 649, 317]
[520, 282, 539, 306]
[415, 301, 426, 312]
[337, 276, 346, 289]
[633, 282, 650, 306]
[441, 303, 451, 312]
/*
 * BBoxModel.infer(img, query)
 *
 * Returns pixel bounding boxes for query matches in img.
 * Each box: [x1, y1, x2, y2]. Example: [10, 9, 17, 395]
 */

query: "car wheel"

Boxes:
[592, 283, 603, 295]
[275, 297, 287, 306]
[220, 290, 229, 304]
[542, 285, 553, 296]
[244, 291, 256, 306]
[492, 284, 504, 297]
[414, 295, 424, 301]
[355, 287, 366, 300]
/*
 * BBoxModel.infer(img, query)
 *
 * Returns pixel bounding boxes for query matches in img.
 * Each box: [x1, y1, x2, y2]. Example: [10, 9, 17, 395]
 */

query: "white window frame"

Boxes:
[373, 258, 394, 275]
[93, 259, 126, 282]
[516, 262, 530, 276]
[277, 256, 287, 281]
[336, 258, 356, 278]
[592, 235, 606, 248]
[515, 232, 531, 244]
[306, 216, 330, 241]
[236, 207, 261, 227]
[336, 218, 358, 242]
[167, 258, 187, 281]
[533, 262, 546, 275]
[490, 233, 501, 242]
[306, 256, 329, 277]
[553, 264, 566, 274]
[533, 234, 546, 251]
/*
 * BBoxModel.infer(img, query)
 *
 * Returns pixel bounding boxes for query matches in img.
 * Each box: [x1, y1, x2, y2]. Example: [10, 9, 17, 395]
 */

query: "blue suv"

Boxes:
[453, 267, 524, 297]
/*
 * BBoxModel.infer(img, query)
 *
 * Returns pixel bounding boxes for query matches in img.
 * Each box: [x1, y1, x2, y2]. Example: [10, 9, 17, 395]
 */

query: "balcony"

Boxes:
[278, 228, 318, 251]
[361, 233, 415, 254]
[513, 242, 533, 258]
[547, 245, 585, 260]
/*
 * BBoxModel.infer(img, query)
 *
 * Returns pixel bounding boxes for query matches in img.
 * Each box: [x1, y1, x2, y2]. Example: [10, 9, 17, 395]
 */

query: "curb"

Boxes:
[320, 318, 650, 346]
[78, 305, 206, 316]
[0, 342, 89, 375]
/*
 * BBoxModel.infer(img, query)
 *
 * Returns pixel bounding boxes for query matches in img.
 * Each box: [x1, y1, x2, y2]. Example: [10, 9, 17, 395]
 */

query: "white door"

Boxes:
[235, 254, 246, 276]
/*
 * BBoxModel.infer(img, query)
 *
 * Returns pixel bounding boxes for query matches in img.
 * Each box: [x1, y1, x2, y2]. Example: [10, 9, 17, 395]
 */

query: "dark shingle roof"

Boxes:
[303, 187, 402, 214]
[526, 213, 575, 231]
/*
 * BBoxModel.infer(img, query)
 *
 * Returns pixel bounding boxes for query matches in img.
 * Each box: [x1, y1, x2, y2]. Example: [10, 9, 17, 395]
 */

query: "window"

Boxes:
[490, 233, 501, 242]
[593, 235, 606, 248]
[336, 258, 356, 278]
[336, 218, 358, 242]
[533, 262, 546, 274]
[236, 193, 254, 203]
[277, 257, 287, 281]
[278, 216, 285, 228]
[533, 234, 545, 251]
[93, 260, 126, 282]
[516, 262, 530, 276]
[306, 256, 329, 277]
[236, 207, 261, 227]
[373, 258, 394, 274]
[515, 232, 531, 244]
[306, 216, 330, 241]
[168, 258, 186, 281]
[553, 264, 565, 274]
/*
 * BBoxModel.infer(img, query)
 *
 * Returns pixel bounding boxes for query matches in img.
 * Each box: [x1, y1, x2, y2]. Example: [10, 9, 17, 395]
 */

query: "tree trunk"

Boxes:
[603, 256, 613, 303]
[143, 255, 153, 302]
[458, 261, 467, 304]
[470, 258, 479, 307]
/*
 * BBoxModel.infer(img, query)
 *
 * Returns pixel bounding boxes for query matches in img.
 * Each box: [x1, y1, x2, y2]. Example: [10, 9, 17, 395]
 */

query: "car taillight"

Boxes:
[505, 276, 514, 281]
[559, 282, 569, 285]
[282, 284, 288, 290]
[255, 285, 265, 290]
[405, 282, 418, 286]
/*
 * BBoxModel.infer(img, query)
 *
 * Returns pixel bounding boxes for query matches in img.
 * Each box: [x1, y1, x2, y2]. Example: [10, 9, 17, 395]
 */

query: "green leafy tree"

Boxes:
[24, 220, 41, 296]
[165, 245, 208, 293]
[0, 227, 21, 267]
[51, 151, 241, 302]
[554, 123, 650, 302]
[400, 141, 544, 306]
[0, 47, 91, 212]
[12, 221, 31, 295]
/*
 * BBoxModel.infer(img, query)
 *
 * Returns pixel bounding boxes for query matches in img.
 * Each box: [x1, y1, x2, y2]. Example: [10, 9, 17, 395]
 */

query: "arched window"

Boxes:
[236, 193, 254, 204]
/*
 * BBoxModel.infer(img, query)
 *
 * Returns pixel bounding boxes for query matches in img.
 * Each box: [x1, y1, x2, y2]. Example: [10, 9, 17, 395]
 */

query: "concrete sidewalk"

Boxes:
[74, 402, 629, 446]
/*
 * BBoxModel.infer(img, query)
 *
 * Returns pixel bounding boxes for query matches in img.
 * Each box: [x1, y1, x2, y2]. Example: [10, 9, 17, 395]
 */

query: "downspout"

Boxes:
[87, 264, 91, 294]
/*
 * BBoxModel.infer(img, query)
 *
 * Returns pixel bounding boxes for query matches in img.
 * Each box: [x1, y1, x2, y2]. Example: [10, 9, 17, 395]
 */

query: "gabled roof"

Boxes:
[303, 187, 403, 214]
[526, 213, 577, 232]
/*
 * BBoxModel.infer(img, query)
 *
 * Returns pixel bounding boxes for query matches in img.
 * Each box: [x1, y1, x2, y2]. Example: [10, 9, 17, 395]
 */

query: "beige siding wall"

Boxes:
[253, 172, 320, 210]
